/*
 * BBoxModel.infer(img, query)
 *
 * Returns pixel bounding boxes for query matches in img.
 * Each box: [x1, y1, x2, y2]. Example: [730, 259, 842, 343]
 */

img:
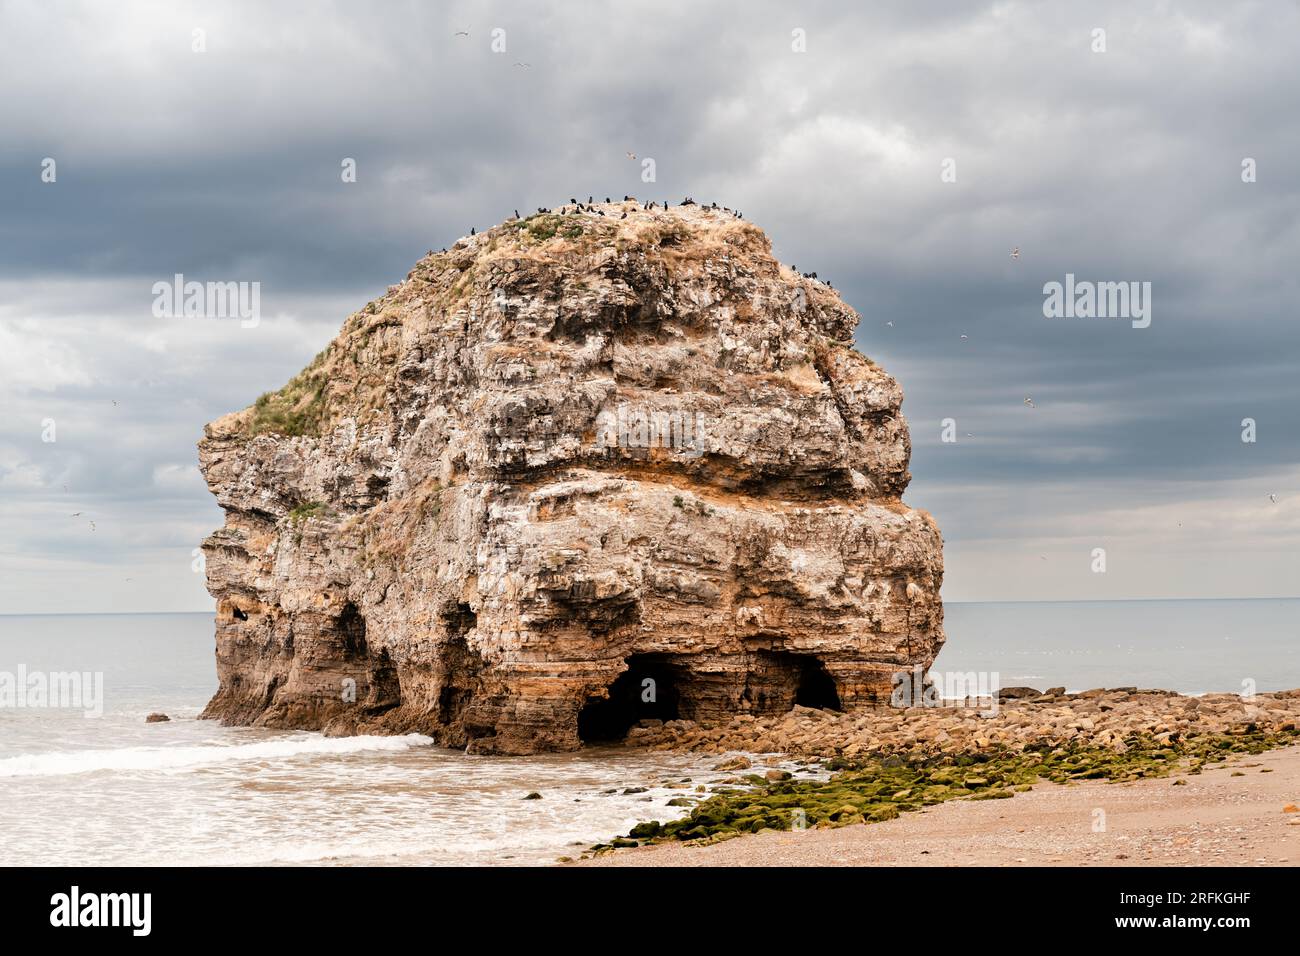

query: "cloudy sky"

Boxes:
[2, 0, 1298, 614]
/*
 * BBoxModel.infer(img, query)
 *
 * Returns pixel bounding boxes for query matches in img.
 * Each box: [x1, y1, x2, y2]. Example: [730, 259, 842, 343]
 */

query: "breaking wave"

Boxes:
[0, 733, 435, 778]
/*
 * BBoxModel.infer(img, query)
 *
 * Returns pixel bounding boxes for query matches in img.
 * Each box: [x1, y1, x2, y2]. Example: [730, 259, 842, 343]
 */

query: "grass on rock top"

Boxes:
[517, 213, 585, 242]
[247, 349, 330, 437]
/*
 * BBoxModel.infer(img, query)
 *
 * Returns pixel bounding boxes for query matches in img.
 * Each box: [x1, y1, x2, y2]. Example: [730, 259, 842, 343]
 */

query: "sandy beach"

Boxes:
[574, 742, 1300, 866]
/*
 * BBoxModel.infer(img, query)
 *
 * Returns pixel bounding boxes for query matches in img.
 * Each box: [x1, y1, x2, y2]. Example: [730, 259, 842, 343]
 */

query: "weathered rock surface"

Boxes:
[197, 200, 944, 753]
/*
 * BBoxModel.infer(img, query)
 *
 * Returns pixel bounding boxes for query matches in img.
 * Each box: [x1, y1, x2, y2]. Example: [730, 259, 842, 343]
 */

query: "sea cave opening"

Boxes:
[794, 657, 841, 711]
[750, 650, 842, 712]
[578, 654, 683, 743]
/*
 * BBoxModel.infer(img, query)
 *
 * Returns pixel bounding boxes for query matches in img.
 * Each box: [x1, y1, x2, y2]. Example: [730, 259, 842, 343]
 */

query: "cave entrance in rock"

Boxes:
[794, 657, 841, 711]
[578, 654, 682, 743]
[750, 650, 842, 712]
[334, 602, 402, 714]
[338, 602, 367, 656]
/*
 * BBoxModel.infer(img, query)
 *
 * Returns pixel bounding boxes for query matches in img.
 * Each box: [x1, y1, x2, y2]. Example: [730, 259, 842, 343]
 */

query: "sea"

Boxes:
[1, 599, 1296, 866]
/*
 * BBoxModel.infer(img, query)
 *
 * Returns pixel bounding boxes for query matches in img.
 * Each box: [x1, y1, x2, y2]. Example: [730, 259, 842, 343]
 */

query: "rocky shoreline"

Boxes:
[580, 687, 1300, 855]
[625, 686, 1300, 758]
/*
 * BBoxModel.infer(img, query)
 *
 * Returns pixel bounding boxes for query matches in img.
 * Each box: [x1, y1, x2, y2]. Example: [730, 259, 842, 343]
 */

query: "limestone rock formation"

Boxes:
[197, 200, 944, 754]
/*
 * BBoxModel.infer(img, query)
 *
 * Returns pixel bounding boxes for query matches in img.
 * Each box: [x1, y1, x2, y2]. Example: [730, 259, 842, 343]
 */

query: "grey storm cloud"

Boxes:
[1, 0, 1298, 611]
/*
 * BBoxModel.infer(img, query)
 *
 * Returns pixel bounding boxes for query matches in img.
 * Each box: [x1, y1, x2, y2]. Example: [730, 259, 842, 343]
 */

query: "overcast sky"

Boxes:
[2, 0, 1298, 614]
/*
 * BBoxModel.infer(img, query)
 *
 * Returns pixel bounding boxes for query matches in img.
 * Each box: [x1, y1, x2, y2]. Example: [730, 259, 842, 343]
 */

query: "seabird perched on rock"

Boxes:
[605, 197, 611, 203]
[570, 198, 577, 204]
[514, 209, 519, 219]
[588, 195, 593, 204]
[711, 201, 717, 208]
[470, 227, 476, 235]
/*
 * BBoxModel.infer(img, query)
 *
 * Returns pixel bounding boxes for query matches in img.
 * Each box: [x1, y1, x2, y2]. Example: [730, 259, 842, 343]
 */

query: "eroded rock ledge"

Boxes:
[198, 200, 944, 754]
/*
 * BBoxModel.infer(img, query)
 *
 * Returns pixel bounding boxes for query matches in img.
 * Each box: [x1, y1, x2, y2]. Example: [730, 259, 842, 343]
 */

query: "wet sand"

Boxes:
[573, 743, 1300, 866]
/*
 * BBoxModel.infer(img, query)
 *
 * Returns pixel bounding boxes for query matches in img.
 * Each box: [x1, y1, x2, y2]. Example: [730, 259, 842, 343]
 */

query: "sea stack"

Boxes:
[197, 200, 945, 754]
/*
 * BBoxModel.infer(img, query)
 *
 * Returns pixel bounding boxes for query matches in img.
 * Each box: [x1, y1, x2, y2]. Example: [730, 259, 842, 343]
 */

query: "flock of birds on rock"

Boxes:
[447, 196, 1071, 313]
[455, 195, 759, 242]
[452, 197, 854, 293]
[503, 196, 747, 221]
[461, 195, 835, 268]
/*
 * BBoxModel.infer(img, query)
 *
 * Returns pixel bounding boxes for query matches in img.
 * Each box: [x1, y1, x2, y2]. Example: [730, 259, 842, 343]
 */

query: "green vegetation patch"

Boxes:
[288, 501, 330, 525]
[590, 727, 1300, 854]
[247, 350, 331, 437]
[287, 500, 333, 545]
[517, 214, 584, 242]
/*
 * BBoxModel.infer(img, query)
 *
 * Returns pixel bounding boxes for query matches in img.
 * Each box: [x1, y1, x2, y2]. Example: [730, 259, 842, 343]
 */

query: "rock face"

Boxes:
[197, 200, 944, 754]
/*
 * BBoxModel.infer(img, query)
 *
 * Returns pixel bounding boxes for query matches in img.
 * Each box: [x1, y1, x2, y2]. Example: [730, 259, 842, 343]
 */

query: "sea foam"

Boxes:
[0, 733, 435, 778]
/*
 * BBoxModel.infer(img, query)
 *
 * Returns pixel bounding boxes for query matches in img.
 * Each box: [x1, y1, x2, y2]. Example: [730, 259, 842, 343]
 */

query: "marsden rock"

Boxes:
[197, 201, 944, 754]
